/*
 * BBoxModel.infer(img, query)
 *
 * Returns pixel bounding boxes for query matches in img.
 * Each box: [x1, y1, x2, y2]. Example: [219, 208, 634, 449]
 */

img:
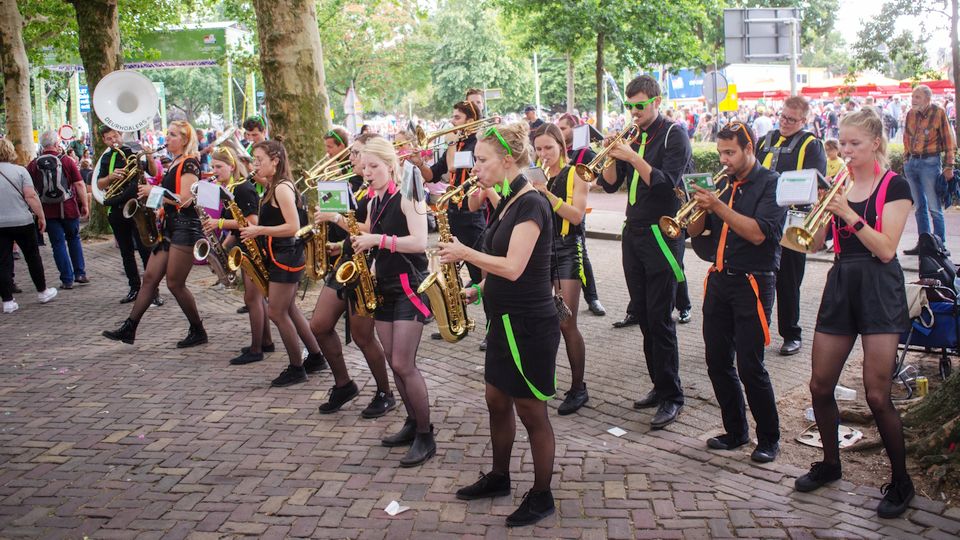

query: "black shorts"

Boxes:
[267, 240, 305, 284]
[374, 275, 429, 323]
[815, 254, 910, 335]
[555, 235, 585, 283]
[155, 213, 201, 253]
[484, 313, 560, 400]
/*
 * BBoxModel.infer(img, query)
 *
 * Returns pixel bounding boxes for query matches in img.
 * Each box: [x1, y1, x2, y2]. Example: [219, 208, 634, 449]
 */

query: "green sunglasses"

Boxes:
[327, 130, 345, 145]
[624, 96, 659, 111]
[485, 127, 512, 156]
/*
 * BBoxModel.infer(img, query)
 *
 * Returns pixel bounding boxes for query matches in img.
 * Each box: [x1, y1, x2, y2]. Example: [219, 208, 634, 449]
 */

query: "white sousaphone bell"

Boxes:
[90, 70, 160, 205]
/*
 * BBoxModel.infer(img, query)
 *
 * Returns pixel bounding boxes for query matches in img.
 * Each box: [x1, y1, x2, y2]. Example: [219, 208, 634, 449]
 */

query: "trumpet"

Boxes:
[434, 175, 479, 208]
[575, 123, 642, 182]
[781, 159, 852, 253]
[659, 168, 730, 239]
[417, 117, 501, 149]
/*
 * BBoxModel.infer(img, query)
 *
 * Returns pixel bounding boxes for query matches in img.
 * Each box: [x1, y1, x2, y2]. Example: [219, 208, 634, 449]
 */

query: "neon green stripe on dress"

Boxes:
[501, 314, 555, 401]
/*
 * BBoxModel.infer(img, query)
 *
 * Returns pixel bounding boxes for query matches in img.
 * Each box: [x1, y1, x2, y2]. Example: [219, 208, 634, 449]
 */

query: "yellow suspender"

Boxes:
[560, 166, 576, 236]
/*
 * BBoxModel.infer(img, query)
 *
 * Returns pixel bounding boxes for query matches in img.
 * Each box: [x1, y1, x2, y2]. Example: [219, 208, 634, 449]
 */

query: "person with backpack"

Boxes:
[26, 130, 89, 289]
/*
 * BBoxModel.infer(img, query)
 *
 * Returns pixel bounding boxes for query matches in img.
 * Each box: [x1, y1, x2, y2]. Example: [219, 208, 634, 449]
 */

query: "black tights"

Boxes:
[267, 281, 321, 366]
[376, 320, 430, 432]
[486, 384, 555, 492]
[557, 278, 586, 391]
[243, 273, 272, 353]
[130, 245, 200, 325]
[809, 332, 908, 482]
[310, 286, 390, 392]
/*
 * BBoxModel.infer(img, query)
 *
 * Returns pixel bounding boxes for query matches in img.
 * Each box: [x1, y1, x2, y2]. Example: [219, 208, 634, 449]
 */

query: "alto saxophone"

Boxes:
[192, 188, 237, 287]
[418, 208, 474, 342]
[225, 198, 270, 297]
[121, 173, 161, 247]
[295, 206, 329, 280]
[334, 211, 380, 317]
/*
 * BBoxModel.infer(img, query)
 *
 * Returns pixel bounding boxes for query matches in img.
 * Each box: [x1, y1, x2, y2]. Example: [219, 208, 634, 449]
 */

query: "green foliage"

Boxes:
[143, 68, 223, 126]
[853, 0, 949, 80]
[536, 54, 598, 113]
[800, 30, 853, 74]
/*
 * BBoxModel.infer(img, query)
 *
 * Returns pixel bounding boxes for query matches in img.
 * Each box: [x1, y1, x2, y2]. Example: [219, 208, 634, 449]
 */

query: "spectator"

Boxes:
[824, 139, 843, 181]
[524, 105, 544, 142]
[753, 110, 774, 138]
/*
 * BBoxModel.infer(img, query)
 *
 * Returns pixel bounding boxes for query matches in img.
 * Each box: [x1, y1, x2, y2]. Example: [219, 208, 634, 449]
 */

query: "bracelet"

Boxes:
[391, 235, 398, 253]
[552, 198, 563, 212]
[218, 218, 225, 229]
[379, 234, 387, 249]
[470, 283, 483, 305]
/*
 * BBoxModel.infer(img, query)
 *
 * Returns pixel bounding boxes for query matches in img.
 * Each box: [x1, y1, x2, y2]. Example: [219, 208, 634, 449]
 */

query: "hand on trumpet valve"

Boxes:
[351, 233, 380, 253]
[824, 196, 856, 226]
[606, 141, 638, 163]
[239, 225, 262, 241]
[437, 237, 467, 264]
[690, 185, 722, 214]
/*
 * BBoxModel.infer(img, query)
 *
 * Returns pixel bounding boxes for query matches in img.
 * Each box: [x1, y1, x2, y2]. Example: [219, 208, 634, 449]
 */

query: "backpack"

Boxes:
[918, 233, 958, 295]
[35, 154, 72, 204]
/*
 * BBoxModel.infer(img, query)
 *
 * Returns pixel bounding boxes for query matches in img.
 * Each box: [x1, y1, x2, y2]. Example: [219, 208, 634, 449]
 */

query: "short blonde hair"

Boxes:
[360, 137, 400, 180]
[169, 120, 199, 157]
[0, 138, 17, 163]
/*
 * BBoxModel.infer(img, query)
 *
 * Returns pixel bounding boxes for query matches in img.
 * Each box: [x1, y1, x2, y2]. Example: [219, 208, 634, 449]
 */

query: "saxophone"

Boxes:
[417, 206, 474, 342]
[334, 211, 380, 317]
[295, 205, 329, 280]
[225, 198, 270, 297]
[121, 172, 162, 247]
[192, 185, 237, 287]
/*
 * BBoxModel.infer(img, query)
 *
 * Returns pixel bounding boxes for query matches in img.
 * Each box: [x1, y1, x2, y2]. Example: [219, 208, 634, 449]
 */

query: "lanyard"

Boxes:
[714, 181, 743, 271]
[628, 132, 649, 205]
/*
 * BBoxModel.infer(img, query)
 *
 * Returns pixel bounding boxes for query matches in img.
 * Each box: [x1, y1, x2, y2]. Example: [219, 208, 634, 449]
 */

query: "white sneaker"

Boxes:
[37, 288, 58, 303]
[2, 300, 18, 313]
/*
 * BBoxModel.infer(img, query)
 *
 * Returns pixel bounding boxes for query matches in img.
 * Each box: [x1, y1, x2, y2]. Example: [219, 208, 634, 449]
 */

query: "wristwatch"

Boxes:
[852, 218, 865, 232]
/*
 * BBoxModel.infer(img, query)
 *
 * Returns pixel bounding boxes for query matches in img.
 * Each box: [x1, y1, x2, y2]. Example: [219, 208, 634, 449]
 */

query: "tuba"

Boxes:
[335, 211, 380, 317]
[575, 122, 642, 182]
[191, 182, 237, 287]
[295, 206, 329, 280]
[418, 202, 474, 342]
[225, 195, 270, 297]
[659, 168, 730, 239]
[781, 160, 852, 253]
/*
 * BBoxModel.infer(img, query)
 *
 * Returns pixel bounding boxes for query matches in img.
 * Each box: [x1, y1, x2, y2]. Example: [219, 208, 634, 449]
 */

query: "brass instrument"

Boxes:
[121, 166, 162, 247]
[575, 123, 642, 182]
[659, 168, 730, 239]
[103, 144, 167, 200]
[417, 117, 501, 149]
[191, 182, 237, 287]
[434, 175, 479, 208]
[334, 211, 380, 317]
[418, 205, 474, 343]
[295, 205, 329, 280]
[781, 160, 852, 253]
[225, 197, 270, 297]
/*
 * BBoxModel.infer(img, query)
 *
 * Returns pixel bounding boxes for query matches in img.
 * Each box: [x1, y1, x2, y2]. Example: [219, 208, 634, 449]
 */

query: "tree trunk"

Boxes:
[251, 0, 331, 178]
[952, 0, 960, 147]
[0, 0, 36, 165]
[566, 52, 575, 114]
[69, 0, 122, 236]
[595, 31, 605, 132]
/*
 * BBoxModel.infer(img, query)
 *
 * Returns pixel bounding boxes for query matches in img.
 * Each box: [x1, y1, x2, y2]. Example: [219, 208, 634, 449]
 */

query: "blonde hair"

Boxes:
[359, 137, 400, 180]
[210, 146, 244, 182]
[840, 108, 889, 168]
[169, 120, 199, 157]
[477, 121, 531, 166]
[0, 138, 17, 163]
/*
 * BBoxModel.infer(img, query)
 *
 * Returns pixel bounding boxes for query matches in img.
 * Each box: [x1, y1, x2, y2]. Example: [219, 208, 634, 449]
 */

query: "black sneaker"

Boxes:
[557, 385, 588, 415]
[229, 351, 264, 365]
[152, 293, 164, 307]
[706, 433, 750, 450]
[903, 244, 920, 256]
[303, 352, 328, 374]
[317, 381, 360, 413]
[120, 288, 139, 304]
[431, 332, 443, 340]
[237, 305, 249, 314]
[361, 390, 397, 419]
[505, 490, 555, 527]
[271, 365, 307, 387]
[678, 308, 692, 324]
[795, 461, 842, 492]
[479, 337, 487, 351]
[877, 478, 915, 518]
[241, 343, 276, 354]
[456, 472, 511, 500]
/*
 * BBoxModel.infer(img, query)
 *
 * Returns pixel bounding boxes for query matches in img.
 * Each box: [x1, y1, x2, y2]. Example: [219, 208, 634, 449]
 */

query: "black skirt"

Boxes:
[267, 239, 305, 284]
[815, 254, 910, 336]
[374, 272, 429, 323]
[484, 313, 560, 400]
[555, 235, 585, 283]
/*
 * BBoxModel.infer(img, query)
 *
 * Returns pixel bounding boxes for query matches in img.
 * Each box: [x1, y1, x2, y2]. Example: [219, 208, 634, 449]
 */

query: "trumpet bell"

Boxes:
[781, 226, 817, 254]
[575, 163, 597, 183]
[659, 216, 683, 239]
[92, 71, 159, 132]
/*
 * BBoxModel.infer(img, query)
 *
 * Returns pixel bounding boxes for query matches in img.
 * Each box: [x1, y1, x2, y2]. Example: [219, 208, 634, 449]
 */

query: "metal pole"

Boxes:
[533, 52, 541, 115]
[789, 19, 798, 97]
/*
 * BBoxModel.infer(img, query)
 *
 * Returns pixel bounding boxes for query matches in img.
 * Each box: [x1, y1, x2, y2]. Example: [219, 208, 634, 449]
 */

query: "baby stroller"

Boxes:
[895, 234, 959, 397]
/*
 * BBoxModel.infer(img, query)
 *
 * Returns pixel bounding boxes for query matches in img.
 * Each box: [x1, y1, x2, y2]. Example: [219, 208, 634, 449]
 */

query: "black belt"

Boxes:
[907, 152, 940, 159]
[720, 268, 775, 277]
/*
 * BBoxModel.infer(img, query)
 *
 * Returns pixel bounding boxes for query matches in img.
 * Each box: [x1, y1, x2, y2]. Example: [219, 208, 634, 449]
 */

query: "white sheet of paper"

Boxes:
[145, 186, 165, 209]
[384, 500, 410, 516]
[776, 169, 819, 207]
[607, 427, 627, 437]
[197, 181, 221, 211]
[454, 151, 474, 169]
[572, 125, 590, 151]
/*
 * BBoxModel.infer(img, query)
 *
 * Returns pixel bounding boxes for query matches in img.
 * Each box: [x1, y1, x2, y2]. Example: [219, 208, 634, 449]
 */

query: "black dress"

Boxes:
[369, 191, 429, 323]
[160, 157, 202, 250]
[259, 181, 305, 284]
[546, 165, 585, 283]
[482, 176, 561, 400]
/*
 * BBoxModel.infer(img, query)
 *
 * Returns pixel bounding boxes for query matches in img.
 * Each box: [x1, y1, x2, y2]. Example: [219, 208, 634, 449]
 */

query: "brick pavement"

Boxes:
[0, 236, 958, 539]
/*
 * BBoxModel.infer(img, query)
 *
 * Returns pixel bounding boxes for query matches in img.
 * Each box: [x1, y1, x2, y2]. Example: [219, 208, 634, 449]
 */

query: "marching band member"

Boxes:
[201, 146, 274, 365]
[599, 75, 690, 429]
[310, 134, 396, 418]
[531, 123, 589, 415]
[687, 122, 785, 463]
[348, 137, 434, 466]
[240, 140, 326, 387]
[439, 122, 560, 527]
[103, 121, 206, 347]
[323, 127, 351, 175]
[794, 110, 915, 518]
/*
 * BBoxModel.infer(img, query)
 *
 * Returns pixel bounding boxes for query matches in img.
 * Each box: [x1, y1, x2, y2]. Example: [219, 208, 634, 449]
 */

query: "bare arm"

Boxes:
[443, 220, 540, 282]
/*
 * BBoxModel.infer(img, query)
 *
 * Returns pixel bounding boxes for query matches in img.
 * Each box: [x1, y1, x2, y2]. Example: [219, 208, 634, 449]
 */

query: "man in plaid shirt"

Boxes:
[903, 85, 955, 253]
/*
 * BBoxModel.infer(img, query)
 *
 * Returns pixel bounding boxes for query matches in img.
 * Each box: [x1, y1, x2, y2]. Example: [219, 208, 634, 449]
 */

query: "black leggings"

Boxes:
[0, 224, 47, 302]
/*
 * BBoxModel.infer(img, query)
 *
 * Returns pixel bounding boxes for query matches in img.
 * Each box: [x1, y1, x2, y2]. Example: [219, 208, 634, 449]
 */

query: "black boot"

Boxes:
[381, 417, 417, 447]
[399, 426, 436, 467]
[103, 318, 138, 344]
[506, 490, 555, 527]
[176, 322, 208, 348]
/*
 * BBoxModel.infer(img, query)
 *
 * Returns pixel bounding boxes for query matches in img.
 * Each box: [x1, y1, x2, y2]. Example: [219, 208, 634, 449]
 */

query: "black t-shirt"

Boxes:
[482, 180, 555, 317]
[546, 165, 583, 238]
[229, 181, 259, 240]
[835, 172, 912, 256]
[163, 157, 201, 218]
[99, 146, 139, 207]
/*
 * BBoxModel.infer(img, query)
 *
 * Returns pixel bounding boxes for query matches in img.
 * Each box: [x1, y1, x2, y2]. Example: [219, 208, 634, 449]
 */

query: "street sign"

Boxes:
[723, 8, 800, 64]
[719, 84, 739, 112]
[703, 72, 729, 106]
[484, 88, 503, 100]
[78, 85, 90, 113]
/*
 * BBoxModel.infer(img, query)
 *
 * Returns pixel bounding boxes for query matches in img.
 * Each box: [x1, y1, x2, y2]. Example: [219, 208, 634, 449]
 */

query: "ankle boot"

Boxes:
[176, 322, 208, 348]
[103, 318, 138, 344]
[381, 417, 417, 447]
[399, 426, 436, 467]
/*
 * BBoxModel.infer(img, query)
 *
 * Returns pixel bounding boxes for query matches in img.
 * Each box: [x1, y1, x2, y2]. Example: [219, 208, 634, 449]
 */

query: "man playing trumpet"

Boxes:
[687, 122, 786, 463]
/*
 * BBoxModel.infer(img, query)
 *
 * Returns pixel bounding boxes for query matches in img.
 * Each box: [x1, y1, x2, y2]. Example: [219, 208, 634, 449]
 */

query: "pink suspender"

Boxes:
[832, 170, 896, 254]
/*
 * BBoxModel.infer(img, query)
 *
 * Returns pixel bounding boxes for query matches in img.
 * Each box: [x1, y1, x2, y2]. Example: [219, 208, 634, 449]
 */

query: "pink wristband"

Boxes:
[379, 234, 387, 249]
[391, 235, 398, 253]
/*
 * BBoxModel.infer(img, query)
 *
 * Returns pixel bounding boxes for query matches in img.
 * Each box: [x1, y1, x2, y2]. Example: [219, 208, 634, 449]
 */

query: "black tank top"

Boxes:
[369, 192, 427, 280]
[162, 157, 201, 218]
[259, 181, 300, 242]
[546, 165, 583, 238]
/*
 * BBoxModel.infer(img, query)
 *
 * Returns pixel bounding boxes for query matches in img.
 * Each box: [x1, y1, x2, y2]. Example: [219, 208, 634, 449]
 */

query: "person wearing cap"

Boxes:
[525, 106, 544, 143]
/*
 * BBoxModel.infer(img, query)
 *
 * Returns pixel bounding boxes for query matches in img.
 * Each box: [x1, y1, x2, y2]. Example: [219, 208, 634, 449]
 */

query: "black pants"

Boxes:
[108, 206, 151, 289]
[627, 242, 690, 313]
[447, 210, 485, 285]
[580, 239, 600, 303]
[775, 248, 806, 341]
[0, 223, 47, 302]
[703, 270, 779, 444]
[622, 224, 683, 405]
